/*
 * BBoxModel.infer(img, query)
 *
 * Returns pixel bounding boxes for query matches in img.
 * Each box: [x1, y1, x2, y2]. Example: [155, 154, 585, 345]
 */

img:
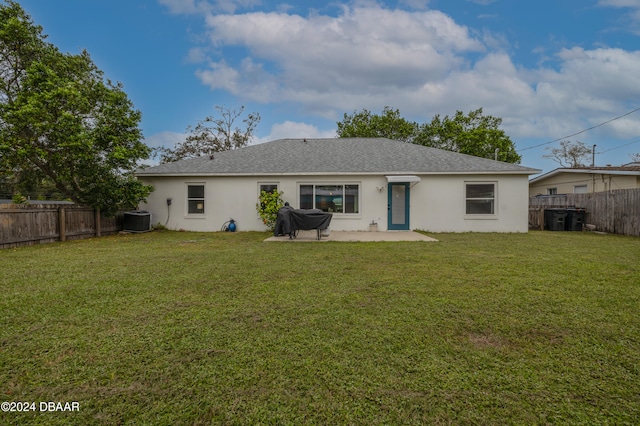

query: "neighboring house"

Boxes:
[136, 138, 540, 233]
[529, 164, 640, 197]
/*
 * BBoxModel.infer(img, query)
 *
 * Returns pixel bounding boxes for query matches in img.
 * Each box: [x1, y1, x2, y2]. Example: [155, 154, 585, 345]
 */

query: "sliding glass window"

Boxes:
[299, 184, 359, 214]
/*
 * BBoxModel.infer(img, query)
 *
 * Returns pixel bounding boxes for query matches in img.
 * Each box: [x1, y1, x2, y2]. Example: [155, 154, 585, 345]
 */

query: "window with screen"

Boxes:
[187, 184, 205, 214]
[465, 183, 496, 215]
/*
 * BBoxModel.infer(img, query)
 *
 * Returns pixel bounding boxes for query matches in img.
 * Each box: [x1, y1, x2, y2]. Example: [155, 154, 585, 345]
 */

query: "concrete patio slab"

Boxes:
[264, 230, 438, 242]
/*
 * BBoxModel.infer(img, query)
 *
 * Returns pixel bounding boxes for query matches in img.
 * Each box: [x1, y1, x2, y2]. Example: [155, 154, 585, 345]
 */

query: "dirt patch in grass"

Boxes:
[468, 332, 509, 350]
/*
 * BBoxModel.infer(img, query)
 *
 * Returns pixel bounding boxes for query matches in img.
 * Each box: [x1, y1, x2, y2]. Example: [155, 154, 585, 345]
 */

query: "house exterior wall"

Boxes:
[529, 173, 640, 197]
[139, 173, 530, 233]
[411, 174, 529, 233]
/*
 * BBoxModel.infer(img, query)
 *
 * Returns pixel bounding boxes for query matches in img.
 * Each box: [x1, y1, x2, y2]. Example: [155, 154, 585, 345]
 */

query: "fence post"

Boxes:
[59, 207, 66, 242]
[538, 208, 544, 231]
[95, 208, 101, 237]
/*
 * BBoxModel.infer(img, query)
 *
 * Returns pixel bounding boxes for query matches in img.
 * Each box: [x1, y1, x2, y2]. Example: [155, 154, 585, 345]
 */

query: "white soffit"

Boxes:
[386, 175, 421, 183]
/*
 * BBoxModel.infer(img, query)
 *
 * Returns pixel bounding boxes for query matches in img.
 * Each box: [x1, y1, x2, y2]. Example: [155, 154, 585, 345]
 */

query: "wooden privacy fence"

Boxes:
[0, 204, 123, 249]
[529, 188, 640, 236]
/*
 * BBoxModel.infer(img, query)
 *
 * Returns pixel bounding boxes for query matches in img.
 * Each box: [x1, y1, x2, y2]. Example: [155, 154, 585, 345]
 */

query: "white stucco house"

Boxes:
[136, 138, 540, 233]
[529, 164, 640, 196]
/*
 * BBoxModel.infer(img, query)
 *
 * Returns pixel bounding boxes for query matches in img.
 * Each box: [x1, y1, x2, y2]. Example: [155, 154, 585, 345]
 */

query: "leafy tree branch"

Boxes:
[157, 105, 260, 163]
[543, 140, 591, 168]
[337, 106, 521, 163]
[0, 1, 151, 214]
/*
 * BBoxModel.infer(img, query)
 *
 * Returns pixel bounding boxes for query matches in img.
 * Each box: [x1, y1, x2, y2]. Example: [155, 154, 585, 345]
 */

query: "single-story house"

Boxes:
[136, 138, 540, 233]
[529, 164, 640, 197]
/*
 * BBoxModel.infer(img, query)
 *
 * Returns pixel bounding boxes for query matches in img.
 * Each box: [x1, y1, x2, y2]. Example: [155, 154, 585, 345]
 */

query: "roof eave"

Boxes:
[530, 168, 640, 183]
[136, 170, 540, 178]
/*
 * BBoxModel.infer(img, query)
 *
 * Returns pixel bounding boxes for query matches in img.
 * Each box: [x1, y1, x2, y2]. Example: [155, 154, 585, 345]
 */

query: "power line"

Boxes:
[519, 107, 640, 152]
[596, 138, 640, 154]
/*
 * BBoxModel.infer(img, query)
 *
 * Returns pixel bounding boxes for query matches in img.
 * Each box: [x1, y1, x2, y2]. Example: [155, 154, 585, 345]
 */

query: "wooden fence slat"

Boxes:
[0, 204, 125, 249]
[59, 207, 66, 242]
[529, 188, 640, 237]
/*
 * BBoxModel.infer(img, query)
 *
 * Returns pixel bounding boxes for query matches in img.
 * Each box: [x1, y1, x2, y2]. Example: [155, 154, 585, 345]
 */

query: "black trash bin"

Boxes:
[544, 208, 568, 231]
[566, 208, 586, 231]
[123, 210, 151, 232]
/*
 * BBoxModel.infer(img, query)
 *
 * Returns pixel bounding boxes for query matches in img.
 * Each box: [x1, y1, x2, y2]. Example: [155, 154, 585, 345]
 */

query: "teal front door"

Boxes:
[388, 183, 410, 230]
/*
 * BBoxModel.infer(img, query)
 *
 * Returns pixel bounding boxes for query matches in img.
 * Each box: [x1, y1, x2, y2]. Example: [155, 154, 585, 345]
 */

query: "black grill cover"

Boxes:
[274, 206, 295, 236]
[274, 207, 332, 237]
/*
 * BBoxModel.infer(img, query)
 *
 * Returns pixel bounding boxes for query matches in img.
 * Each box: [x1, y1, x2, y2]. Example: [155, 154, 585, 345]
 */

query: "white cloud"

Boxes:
[552, 47, 640, 98]
[597, 0, 640, 7]
[185, 47, 208, 64]
[183, 2, 640, 148]
[144, 131, 186, 149]
[528, 47, 640, 137]
[197, 5, 484, 109]
[598, 0, 640, 33]
[254, 121, 336, 145]
[141, 131, 188, 166]
[195, 60, 241, 92]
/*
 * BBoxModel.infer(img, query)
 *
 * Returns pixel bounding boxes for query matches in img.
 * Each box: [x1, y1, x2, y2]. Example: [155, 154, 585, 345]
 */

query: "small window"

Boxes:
[259, 183, 278, 194]
[300, 185, 313, 209]
[465, 183, 495, 215]
[345, 185, 359, 214]
[547, 188, 557, 195]
[574, 185, 588, 194]
[187, 185, 205, 214]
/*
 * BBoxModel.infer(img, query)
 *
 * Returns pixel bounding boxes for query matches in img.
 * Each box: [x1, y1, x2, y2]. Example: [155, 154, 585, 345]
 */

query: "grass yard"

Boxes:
[1, 231, 639, 425]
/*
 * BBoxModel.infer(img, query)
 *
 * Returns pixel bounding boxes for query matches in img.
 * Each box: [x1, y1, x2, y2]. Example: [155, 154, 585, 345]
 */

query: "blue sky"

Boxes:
[16, 0, 640, 173]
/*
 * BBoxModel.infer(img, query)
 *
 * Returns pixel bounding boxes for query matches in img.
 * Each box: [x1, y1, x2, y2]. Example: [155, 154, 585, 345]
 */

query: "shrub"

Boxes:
[256, 190, 284, 230]
[12, 193, 27, 204]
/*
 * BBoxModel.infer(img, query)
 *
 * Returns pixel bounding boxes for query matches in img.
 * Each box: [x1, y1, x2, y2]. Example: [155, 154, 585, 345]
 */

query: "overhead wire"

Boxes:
[596, 138, 640, 154]
[518, 106, 640, 152]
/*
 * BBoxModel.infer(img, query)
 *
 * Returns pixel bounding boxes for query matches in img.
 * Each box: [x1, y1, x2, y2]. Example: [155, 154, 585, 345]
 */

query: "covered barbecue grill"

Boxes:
[274, 206, 332, 240]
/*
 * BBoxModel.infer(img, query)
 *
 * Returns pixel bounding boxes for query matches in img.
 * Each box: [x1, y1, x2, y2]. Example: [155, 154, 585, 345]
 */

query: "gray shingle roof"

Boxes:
[137, 138, 540, 176]
[530, 165, 640, 183]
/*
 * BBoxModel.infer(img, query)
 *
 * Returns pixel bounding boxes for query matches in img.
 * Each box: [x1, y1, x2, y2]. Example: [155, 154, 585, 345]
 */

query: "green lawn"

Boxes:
[1, 231, 639, 425]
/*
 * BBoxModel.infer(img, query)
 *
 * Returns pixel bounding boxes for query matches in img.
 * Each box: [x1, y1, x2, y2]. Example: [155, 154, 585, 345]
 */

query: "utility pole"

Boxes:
[592, 144, 596, 167]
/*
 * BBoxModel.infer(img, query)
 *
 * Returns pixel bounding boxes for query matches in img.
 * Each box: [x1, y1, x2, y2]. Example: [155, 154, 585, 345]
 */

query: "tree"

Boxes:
[0, 1, 151, 214]
[544, 140, 591, 168]
[336, 106, 521, 163]
[158, 105, 260, 163]
[414, 108, 521, 163]
[336, 106, 418, 143]
[0, 0, 48, 199]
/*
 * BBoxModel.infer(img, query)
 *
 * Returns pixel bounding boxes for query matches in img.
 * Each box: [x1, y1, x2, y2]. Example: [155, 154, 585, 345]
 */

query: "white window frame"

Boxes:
[574, 185, 588, 194]
[464, 181, 498, 218]
[186, 183, 206, 216]
[258, 182, 279, 196]
[547, 188, 558, 195]
[298, 183, 361, 215]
